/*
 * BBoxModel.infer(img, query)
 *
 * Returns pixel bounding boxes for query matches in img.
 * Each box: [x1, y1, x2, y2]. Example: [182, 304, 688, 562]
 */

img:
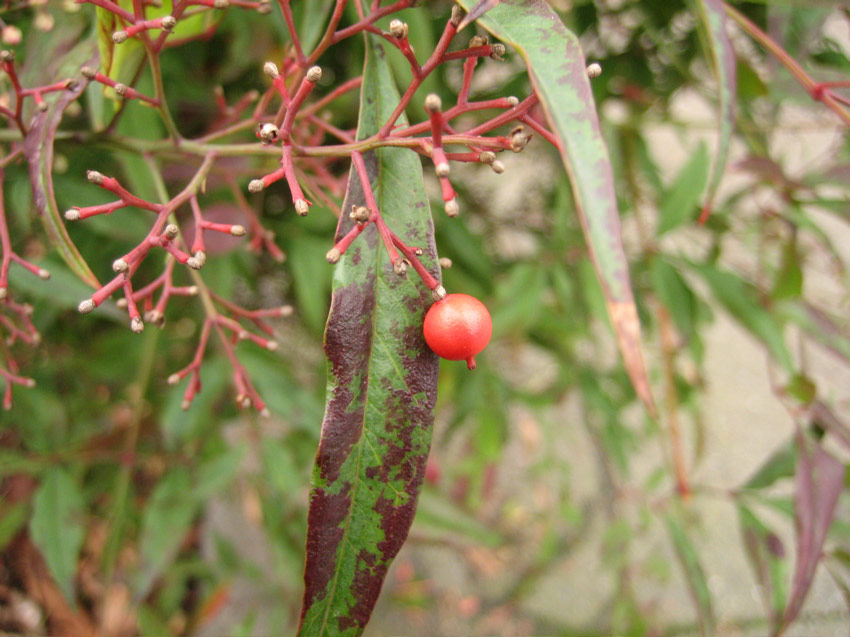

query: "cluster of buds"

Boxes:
[0, 177, 42, 409]
[0, 49, 79, 130]
[7, 1, 589, 412]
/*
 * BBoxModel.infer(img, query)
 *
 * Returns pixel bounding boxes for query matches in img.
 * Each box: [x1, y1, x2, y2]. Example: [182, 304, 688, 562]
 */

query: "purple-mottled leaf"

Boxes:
[692, 0, 736, 222]
[22, 29, 99, 289]
[457, 0, 503, 30]
[781, 436, 845, 632]
[298, 35, 439, 636]
[457, 0, 656, 416]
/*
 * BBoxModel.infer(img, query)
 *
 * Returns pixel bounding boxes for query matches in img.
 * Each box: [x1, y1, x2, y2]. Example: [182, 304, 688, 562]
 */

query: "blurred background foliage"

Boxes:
[1, 1, 849, 635]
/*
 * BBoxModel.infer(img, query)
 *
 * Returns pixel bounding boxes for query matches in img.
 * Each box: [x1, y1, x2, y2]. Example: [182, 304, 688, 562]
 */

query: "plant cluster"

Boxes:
[0, 1, 849, 636]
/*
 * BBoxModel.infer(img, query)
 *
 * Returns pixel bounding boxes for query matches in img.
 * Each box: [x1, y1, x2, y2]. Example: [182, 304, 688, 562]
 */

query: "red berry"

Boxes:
[423, 293, 492, 370]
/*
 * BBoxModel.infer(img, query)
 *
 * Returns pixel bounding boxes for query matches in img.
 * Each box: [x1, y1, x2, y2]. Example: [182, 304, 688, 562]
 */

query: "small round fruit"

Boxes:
[423, 293, 492, 370]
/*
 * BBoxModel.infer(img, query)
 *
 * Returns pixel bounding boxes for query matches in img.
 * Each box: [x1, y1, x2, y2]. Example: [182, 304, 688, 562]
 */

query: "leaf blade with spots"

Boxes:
[298, 34, 440, 637]
[458, 0, 656, 415]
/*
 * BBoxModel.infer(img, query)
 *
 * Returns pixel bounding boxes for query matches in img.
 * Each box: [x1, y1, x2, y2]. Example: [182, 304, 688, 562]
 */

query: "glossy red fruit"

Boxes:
[423, 293, 492, 370]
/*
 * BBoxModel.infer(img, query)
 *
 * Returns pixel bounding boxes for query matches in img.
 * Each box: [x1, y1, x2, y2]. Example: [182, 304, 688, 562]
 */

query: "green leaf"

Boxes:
[776, 300, 850, 362]
[665, 511, 715, 636]
[135, 467, 199, 598]
[691, 0, 737, 220]
[459, 0, 655, 415]
[412, 490, 502, 548]
[29, 467, 86, 602]
[691, 264, 794, 373]
[744, 440, 796, 490]
[22, 24, 99, 288]
[0, 502, 29, 551]
[772, 239, 803, 301]
[738, 505, 788, 629]
[649, 258, 697, 340]
[657, 143, 710, 235]
[298, 34, 439, 637]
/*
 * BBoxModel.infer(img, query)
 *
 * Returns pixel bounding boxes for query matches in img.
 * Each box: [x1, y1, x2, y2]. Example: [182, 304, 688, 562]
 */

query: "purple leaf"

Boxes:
[781, 436, 845, 631]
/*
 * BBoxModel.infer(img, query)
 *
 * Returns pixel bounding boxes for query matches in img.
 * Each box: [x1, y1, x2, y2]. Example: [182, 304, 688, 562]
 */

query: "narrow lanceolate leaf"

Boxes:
[781, 437, 845, 632]
[738, 505, 788, 631]
[29, 467, 86, 602]
[458, 0, 655, 415]
[665, 512, 715, 636]
[692, 0, 736, 223]
[23, 39, 99, 288]
[298, 35, 440, 636]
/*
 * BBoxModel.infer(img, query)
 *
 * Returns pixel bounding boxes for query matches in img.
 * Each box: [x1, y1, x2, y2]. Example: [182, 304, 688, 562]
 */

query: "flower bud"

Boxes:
[86, 170, 104, 185]
[230, 225, 246, 236]
[168, 373, 180, 385]
[192, 251, 207, 267]
[0, 50, 15, 63]
[431, 285, 447, 301]
[114, 83, 128, 97]
[248, 179, 265, 193]
[164, 224, 179, 239]
[349, 205, 370, 223]
[490, 43, 506, 60]
[424, 93, 442, 113]
[161, 16, 177, 30]
[112, 258, 129, 273]
[81, 66, 97, 80]
[0, 287, 7, 300]
[266, 340, 279, 351]
[213, 0, 229, 8]
[38, 269, 50, 280]
[393, 259, 408, 276]
[389, 19, 407, 39]
[130, 316, 144, 333]
[479, 151, 496, 164]
[586, 63, 602, 78]
[509, 125, 530, 152]
[506, 96, 519, 106]
[326, 247, 341, 264]
[306, 66, 322, 83]
[444, 198, 459, 217]
[451, 5, 464, 26]
[263, 61, 280, 78]
[257, 0, 272, 14]
[439, 257, 453, 269]
[295, 199, 310, 216]
[435, 162, 450, 178]
[469, 35, 487, 48]
[78, 298, 95, 314]
[112, 30, 128, 44]
[258, 122, 279, 144]
[491, 160, 505, 174]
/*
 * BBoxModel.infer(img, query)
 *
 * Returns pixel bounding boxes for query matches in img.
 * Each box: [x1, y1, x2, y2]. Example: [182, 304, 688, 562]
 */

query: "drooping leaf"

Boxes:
[657, 142, 710, 235]
[298, 34, 439, 636]
[29, 467, 86, 602]
[459, 0, 656, 415]
[738, 505, 788, 630]
[22, 27, 99, 288]
[665, 511, 715, 636]
[691, 0, 737, 222]
[781, 437, 845, 632]
[690, 263, 794, 373]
